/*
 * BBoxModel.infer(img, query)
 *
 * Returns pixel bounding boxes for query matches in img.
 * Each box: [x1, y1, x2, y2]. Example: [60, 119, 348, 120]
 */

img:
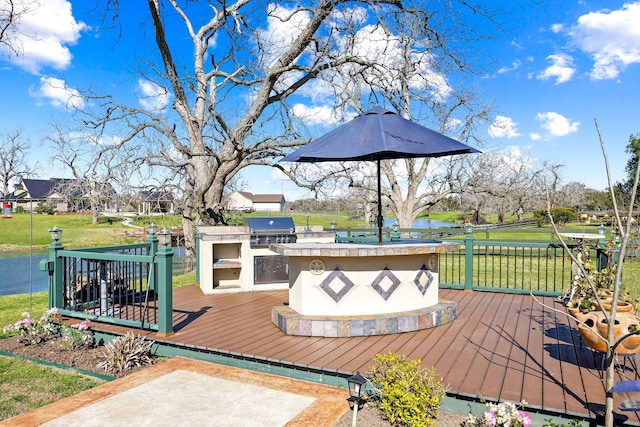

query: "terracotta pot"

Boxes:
[620, 325, 640, 352]
[568, 307, 580, 318]
[596, 313, 640, 354]
[601, 299, 634, 313]
[578, 323, 607, 353]
[574, 310, 600, 328]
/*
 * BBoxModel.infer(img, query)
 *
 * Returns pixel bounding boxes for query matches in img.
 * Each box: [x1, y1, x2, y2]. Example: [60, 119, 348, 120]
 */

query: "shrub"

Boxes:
[367, 351, 445, 427]
[2, 308, 58, 345]
[97, 332, 156, 374]
[533, 208, 576, 226]
[60, 319, 94, 349]
[34, 202, 55, 215]
[2, 308, 94, 349]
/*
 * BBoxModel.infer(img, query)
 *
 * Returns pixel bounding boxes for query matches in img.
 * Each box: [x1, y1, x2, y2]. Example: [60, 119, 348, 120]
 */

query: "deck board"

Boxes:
[90, 285, 640, 425]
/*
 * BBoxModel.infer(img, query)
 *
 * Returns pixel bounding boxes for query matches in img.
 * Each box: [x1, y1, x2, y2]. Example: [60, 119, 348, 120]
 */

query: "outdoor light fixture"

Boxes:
[347, 371, 367, 426]
[598, 224, 606, 236]
[157, 228, 172, 247]
[610, 381, 640, 411]
[49, 226, 63, 242]
[147, 222, 158, 236]
[392, 222, 399, 233]
[330, 221, 337, 231]
[464, 222, 474, 236]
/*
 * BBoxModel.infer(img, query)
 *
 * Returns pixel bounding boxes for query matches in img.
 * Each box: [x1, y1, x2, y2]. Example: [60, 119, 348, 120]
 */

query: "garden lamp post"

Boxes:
[392, 222, 400, 240]
[347, 371, 367, 426]
[598, 224, 607, 236]
[464, 222, 474, 237]
[47, 226, 64, 309]
[147, 222, 158, 236]
[49, 226, 63, 243]
[157, 228, 172, 247]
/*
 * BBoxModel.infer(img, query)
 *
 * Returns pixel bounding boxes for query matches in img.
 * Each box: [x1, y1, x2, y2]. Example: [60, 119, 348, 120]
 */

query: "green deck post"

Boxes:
[464, 226, 474, 291]
[156, 241, 174, 336]
[147, 233, 158, 292]
[48, 238, 64, 310]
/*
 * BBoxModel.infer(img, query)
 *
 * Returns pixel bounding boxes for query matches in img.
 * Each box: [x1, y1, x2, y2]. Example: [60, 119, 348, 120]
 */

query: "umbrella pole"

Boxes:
[377, 159, 383, 245]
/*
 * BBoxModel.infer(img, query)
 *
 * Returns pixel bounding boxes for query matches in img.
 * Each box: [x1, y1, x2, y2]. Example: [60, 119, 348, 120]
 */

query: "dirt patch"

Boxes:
[333, 400, 468, 427]
[0, 335, 148, 379]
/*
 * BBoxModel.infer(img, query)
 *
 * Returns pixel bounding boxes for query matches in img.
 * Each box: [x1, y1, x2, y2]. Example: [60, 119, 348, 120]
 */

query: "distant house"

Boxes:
[6, 178, 117, 213]
[138, 191, 175, 215]
[225, 191, 285, 212]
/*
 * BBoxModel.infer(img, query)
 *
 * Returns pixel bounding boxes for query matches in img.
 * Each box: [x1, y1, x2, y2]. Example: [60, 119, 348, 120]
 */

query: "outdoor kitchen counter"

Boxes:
[269, 240, 460, 257]
[269, 241, 460, 336]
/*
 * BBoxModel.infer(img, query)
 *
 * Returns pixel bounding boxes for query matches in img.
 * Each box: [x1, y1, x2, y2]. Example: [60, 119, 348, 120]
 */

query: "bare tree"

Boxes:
[0, 128, 38, 199]
[276, 4, 495, 228]
[47, 126, 138, 224]
[72, 0, 439, 254]
[464, 152, 562, 222]
[0, 0, 39, 57]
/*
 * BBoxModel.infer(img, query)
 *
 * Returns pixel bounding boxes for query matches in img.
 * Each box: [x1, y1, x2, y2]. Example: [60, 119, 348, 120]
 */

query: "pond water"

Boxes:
[384, 218, 456, 229]
[0, 247, 188, 297]
[0, 252, 49, 296]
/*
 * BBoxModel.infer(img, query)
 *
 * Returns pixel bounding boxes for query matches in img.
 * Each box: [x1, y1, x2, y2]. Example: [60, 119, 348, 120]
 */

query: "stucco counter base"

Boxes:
[269, 241, 460, 337]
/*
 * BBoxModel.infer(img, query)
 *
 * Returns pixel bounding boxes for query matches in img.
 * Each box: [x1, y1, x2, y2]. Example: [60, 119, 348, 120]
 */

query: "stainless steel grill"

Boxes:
[246, 217, 297, 248]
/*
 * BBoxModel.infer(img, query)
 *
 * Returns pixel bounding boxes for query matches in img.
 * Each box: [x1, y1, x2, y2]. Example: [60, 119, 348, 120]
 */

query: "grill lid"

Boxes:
[247, 217, 295, 234]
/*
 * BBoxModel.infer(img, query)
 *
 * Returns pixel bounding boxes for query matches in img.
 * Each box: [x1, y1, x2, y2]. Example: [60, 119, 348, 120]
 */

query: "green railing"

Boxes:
[439, 238, 573, 296]
[42, 235, 174, 335]
[336, 228, 609, 297]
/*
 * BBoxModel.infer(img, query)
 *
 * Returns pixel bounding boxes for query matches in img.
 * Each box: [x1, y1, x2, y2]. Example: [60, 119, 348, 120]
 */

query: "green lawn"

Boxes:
[0, 357, 105, 421]
[0, 213, 178, 251]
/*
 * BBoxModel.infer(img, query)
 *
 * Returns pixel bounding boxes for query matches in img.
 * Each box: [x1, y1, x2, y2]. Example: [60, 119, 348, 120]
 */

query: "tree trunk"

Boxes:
[181, 206, 196, 258]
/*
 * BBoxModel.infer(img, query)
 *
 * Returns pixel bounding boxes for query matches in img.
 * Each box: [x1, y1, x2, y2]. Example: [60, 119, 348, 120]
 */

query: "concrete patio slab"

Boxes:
[2, 357, 349, 427]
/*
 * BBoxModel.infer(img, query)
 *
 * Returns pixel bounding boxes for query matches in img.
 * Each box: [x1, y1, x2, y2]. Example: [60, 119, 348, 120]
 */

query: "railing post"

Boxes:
[147, 232, 158, 292]
[464, 224, 474, 291]
[156, 239, 174, 336]
[48, 239, 64, 310]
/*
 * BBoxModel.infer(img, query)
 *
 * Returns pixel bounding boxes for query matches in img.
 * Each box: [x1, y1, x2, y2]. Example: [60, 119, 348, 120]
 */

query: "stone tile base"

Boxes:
[271, 301, 458, 337]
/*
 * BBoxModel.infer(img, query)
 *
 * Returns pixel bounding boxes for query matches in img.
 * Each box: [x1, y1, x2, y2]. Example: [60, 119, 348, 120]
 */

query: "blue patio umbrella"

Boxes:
[280, 107, 480, 245]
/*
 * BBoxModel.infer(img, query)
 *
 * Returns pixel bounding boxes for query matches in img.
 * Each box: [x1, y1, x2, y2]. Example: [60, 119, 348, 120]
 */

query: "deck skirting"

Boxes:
[271, 300, 458, 337]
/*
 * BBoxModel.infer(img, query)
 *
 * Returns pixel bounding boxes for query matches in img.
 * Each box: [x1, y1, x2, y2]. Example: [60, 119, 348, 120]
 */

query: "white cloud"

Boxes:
[529, 133, 541, 141]
[536, 112, 580, 136]
[550, 23, 563, 33]
[137, 80, 171, 112]
[537, 53, 575, 84]
[257, 5, 310, 71]
[497, 60, 521, 74]
[488, 115, 521, 138]
[570, 2, 640, 80]
[29, 76, 83, 109]
[345, 25, 452, 101]
[291, 104, 342, 125]
[1, 0, 87, 73]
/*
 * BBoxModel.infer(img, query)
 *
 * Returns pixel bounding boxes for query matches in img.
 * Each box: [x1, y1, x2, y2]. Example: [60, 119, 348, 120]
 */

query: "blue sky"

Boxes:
[1, 1, 639, 201]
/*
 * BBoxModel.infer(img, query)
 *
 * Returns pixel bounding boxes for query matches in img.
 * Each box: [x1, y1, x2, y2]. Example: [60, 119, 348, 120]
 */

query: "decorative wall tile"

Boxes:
[370, 267, 401, 300]
[414, 264, 434, 295]
[319, 267, 355, 302]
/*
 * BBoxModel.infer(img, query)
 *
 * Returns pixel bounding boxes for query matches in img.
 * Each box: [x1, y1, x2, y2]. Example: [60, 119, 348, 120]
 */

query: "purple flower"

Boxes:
[518, 411, 532, 427]
[483, 410, 497, 426]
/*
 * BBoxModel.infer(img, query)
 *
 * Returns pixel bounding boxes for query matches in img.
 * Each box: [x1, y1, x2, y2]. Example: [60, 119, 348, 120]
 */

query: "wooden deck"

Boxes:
[93, 286, 640, 425]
